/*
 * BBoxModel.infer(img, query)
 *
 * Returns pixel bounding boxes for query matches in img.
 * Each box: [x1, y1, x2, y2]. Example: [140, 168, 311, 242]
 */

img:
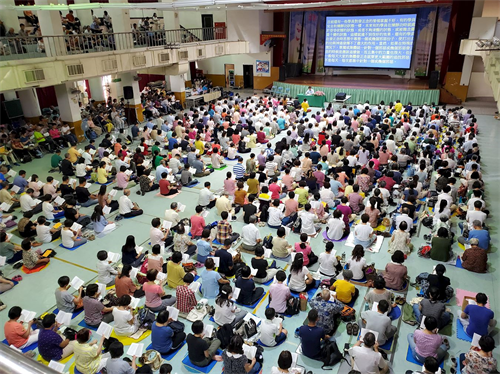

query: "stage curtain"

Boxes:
[273, 82, 440, 106]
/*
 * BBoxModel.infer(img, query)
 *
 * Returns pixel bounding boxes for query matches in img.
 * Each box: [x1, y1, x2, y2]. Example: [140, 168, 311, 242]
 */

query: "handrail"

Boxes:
[0, 344, 61, 374]
[0, 26, 226, 61]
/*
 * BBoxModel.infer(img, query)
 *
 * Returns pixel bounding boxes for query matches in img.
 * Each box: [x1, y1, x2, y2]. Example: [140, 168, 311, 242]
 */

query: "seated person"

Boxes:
[349, 332, 389, 374]
[297, 309, 331, 360]
[331, 270, 358, 305]
[201, 257, 229, 299]
[36, 216, 62, 243]
[346, 245, 367, 280]
[151, 310, 186, 355]
[0, 231, 23, 264]
[259, 307, 287, 347]
[4, 306, 39, 349]
[461, 238, 488, 273]
[96, 250, 119, 287]
[167, 251, 186, 289]
[112, 295, 140, 337]
[143, 269, 177, 312]
[405, 357, 441, 374]
[106, 340, 138, 373]
[288, 253, 315, 293]
[353, 213, 376, 248]
[74, 329, 106, 374]
[251, 246, 279, 284]
[186, 320, 221, 367]
[360, 300, 396, 346]
[55, 275, 84, 313]
[407, 316, 449, 365]
[271, 227, 292, 262]
[38, 313, 74, 362]
[82, 284, 114, 327]
[430, 227, 453, 262]
[17, 212, 38, 238]
[214, 284, 247, 326]
[364, 276, 394, 313]
[382, 250, 408, 291]
[459, 292, 496, 338]
[214, 239, 235, 277]
[272, 351, 301, 374]
[269, 270, 291, 314]
[460, 335, 497, 374]
[176, 273, 198, 315]
[413, 287, 451, 330]
[21, 238, 50, 270]
[235, 266, 265, 305]
[309, 288, 344, 335]
[425, 264, 452, 302]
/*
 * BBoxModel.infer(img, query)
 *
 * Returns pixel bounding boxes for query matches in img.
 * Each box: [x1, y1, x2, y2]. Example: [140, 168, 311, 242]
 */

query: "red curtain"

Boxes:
[138, 74, 165, 91]
[36, 86, 58, 109]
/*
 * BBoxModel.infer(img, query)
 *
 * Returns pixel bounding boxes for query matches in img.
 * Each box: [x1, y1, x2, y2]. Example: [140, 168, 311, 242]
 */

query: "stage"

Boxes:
[273, 75, 439, 106]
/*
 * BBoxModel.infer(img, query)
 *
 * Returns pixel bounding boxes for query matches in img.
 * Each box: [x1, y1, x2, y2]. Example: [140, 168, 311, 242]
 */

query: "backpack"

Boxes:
[216, 323, 234, 349]
[285, 297, 301, 316]
[418, 245, 431, 258]
[319, 339, 344, 368]
[169, 320, 185, 334]
[340, 306, 356, 322]
[137, 307, 156, 329]
[235, 318, 258, 339]
[263, 234, 273, 249]
[292, 217, 302, 234]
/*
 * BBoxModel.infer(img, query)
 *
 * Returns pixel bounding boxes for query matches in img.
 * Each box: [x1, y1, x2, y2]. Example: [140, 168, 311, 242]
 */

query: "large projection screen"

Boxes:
[324, 14, 417, 69]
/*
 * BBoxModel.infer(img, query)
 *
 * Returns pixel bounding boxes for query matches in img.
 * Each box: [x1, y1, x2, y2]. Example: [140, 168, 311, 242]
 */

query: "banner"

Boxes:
[435, 6, 451, 73]
[316, 12, 326, 73]
[288, 12, 304, 63]
[256, 60, 270, 74]
[301, 11, 320, 73]
[412, 7, 437, 77]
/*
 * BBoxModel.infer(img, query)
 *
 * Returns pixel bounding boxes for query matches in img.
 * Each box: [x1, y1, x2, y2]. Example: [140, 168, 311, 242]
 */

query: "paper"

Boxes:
[148, 175, 155, 181]
[89, 149, 96, 155]
[359, 328, 379, 342]
[77, 149, 84, 154]
[103, 206, 111, 215]
[130, 267, 139, 279]
[19, 310, 36, 323]
[70, 222, 82, 232]
[70, 276, 84, 290]
[96, 322, 113, 339]
[7, 170, 16, 178]
[264, 248, 272, 258]
[129, 297, 140, 309]
[107, 252, 121, 263]
[243, 313, 261, 326]
[84, 183, 91, 189]
[10, 185, 20, 194]
[55, 310, 72, 326]
[232, 287, 241, 300]
[212, 256, 220, 268]
[69, 179, 76, 185]
[420, 315, 427, 330]
[243, 344, 257, 360]
[283, 226, 291, 236]
[178, 203, 186, 212]
[33, 198, 41, 205]
[9, 345, 22, 353]
[329, 291, 337, 302]
[250, 268, 258, 276]
[54, 196, 65, 205]
[108, 189, 117, 197]
[48, 361, 65, 373]
[37, 181, 44, 188]
[472, 333, 482, 348]
[0, 203, 12, 211]
[138, 146, 145, 152]
[135, 246, 143, 255]
[105, 165, 112, 172]
[182, 253, 190, 264]
[189, 281, 200, 292]
[52, 180, 59, 187]
[203, 324, 214, 338]
[156, 272, 167, 282]
[166, 306, 179, 321]
[97, 283, 107, 298]
[143, 160, 151, 168]
[125, 169, 133, 176]
[126, 343, 144, 357]
[0, 256, 6, 267]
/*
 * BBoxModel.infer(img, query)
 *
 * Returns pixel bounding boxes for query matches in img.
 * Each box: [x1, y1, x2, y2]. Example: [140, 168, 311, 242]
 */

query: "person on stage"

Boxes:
[305, 86, 315, 95]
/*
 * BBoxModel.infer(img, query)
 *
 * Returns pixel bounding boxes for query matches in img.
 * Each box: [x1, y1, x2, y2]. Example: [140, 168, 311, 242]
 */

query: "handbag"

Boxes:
[169, 320, 185, 334]
[364, 264, 378, 282]
[140, 350, 162, 370]
[186, 305, 208, 322]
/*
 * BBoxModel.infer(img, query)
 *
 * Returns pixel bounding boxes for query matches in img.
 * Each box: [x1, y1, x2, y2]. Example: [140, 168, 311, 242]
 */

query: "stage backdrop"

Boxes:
[288, 6, 451, 77]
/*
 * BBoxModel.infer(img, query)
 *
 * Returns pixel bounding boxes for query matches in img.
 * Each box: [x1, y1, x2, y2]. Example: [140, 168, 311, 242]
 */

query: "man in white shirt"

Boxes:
[348, 332, 389, 374]
[118, 189, 143, 218]
[20, 188, 42, 214]
[465, 200, 487, 230]
[354, 214, 376, 248]
[164, 202, 181, 230]
[198, 182, 216, 209]
[299, 204, 319, 236]
[241, 215, 261, 252]
[394, 208, 413, 233]
[260, 308, 287, 347]
[305, 86, 315, 95]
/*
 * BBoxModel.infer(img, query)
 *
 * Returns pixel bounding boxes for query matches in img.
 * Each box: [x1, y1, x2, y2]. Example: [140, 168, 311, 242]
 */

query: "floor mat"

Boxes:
[182, 350, 222, 373]
[59, 241, 87, 251]
[456, 289, 490, 308]
[155, 192, 180, 199]
[322, 230, 347, 242]
[1, 339, 38, 353]
[344, 233, 384, 253]
[146, 341, 186, 360]
[22, 263, 49, 274]
[406, 345, 444, 368]
[388, 305, 402, 320]
[78, 320, 98, 331]
[37, 353, 73, 365]
[110, 329, 152, 345]
[290, 280, 320, 301]
[185, 182, 200, 188]
[235, 291, 268, 309]
[456, 319, 472, 342]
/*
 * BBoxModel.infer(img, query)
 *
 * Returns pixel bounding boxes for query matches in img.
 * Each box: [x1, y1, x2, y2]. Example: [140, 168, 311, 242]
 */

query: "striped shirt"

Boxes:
[233, 163, 245, 179]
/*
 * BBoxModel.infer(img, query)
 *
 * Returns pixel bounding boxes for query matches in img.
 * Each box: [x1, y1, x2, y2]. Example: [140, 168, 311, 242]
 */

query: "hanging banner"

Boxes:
[288, 12, 304, 63]
[301, 11, 319, 73]
[435, 6, 451, 73]
[412, 7, 437, 77]
[315, 12, 326, 73]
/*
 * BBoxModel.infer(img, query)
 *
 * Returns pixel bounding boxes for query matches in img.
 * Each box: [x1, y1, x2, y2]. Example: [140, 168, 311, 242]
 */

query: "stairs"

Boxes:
[439, 87, 462, 105]
[180, 25, 202, 42]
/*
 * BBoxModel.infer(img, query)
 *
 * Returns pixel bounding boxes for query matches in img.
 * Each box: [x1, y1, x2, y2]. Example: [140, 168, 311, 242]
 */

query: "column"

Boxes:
[120, 72, 143, 123]
[0, 0, 20, 32]
[107, 0, 133, 50]
[55, 82, 84, 142]
[73, 0, 93, 27]
[3, 91, 17, 101]
[35, 0, 66, 57]
[17, 89, 42, 123]
[88, 77, 106, 105]
[168, 75, 186, 108]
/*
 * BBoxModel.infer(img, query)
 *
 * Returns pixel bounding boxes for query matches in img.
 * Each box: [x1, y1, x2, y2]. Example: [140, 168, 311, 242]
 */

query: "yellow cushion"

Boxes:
[38, 354, 73, 365]
[109, 329, 152, 346]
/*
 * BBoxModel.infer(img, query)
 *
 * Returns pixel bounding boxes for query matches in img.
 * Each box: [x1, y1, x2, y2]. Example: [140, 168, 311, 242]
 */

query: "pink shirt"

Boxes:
[369, 158, 380, 170]
[281, 175, 294, 191]
[294, 243, 311, 266]
[284, 199, 298, 217]
[223, 179, 236, 197]
[143, 283, 162, 308]
[269, 283, 291, 313]
[190, 215, 205, 237]
[269, 183, 281, 200]
[116, 172, 128, 189]
[313, 171, 325, 187]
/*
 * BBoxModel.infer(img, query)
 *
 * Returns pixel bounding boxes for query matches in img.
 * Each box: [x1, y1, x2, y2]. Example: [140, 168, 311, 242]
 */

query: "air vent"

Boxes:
[133, 55, 146, 67]
[197, 47, 205, 58]
[215, 45, 224, 55]
[24, 69, 45, 83]
[158, 53, 170, 63]
[178, 50, 189, 61]
[102, 59, 118, 72]
[66, 64, 84, 76]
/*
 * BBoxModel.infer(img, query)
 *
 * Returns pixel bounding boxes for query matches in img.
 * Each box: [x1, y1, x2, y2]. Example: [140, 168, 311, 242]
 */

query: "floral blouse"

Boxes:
[464, 350, 497, 374]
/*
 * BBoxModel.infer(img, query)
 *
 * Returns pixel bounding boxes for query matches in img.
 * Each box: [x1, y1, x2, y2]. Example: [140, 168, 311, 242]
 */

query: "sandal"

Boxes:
[11, 275, 22, 282]
[351, 322, 360, 336]
[346, 322, 353, 335]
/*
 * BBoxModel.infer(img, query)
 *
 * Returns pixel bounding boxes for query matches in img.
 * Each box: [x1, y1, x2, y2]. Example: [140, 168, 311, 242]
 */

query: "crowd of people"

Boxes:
[0, 91, 496, 374]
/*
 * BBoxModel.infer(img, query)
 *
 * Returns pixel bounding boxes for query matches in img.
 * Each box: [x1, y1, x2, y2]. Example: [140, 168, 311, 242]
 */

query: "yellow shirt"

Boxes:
[195, 140, 205, 155]
[394, 102, 403, 113]
[167, 261, 185, 288]
[333, 279, 355, 304]
[344, 185, 353, 197]
[74, 342, 101, 374]
[301, 102, 309, 111]
[97, 168, 108, 184]
[68, 148, 80, 163]
[295, 187, 309, 205]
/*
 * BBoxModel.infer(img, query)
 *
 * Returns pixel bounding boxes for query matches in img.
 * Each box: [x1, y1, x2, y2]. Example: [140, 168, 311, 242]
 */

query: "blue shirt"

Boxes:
[131, 125, 140, 138]
[298, 325, 325, 359]
[277, 118, 286, 130]
[93, 216, 109, 234]
[168, 137, 177, 150]
[13, 176, 28, 193]
[146, 121, 154, 129]
[151, 322, 174, 353]
[233, 163, 245, 179]
[197, 240, 212, 257]
[330, 180, 343, 196]
[468, 229, 490, 250]
[464, 304, 494, 337]
[201, 269, 221, 298]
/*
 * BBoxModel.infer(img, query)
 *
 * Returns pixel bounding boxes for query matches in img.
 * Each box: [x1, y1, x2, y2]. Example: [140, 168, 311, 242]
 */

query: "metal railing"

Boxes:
[0, 26, 227, 61]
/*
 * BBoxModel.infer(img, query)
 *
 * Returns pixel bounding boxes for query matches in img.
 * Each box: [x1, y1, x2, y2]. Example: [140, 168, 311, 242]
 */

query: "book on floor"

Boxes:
[48, 360, 65, 373]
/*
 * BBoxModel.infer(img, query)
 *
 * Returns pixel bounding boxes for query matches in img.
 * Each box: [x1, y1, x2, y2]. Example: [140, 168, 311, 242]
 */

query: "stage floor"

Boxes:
[284, 74, 429, 91]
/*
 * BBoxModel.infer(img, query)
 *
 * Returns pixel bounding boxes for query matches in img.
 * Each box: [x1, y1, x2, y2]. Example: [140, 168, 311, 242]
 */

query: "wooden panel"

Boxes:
[235, 75, 244, 88]
[205, 74, 226, 87]
[443, 72, 468, 102]
[254, 67, 280, 90]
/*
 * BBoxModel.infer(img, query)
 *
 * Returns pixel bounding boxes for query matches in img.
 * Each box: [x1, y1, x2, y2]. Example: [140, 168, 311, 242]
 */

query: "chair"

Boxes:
[285, 87, 290, 96]
[277, 86, 284, 97]
[270, 85, 277, 95]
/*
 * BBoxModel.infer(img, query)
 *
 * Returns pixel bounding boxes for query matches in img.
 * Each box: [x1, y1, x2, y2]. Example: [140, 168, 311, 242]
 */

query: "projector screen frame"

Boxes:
[323, 13, 418, 70]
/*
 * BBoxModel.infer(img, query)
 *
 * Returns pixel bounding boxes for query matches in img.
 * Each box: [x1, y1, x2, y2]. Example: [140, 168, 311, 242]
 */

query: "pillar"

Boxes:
[0, 0, 20, 32]
[168, 75, 186, 108]
[107, 0, 133, 50]
[88, 77, 106, 105]
[120, 72, 143, 123]
[35, 0, 66, 57]
[73, 0, 93, 28]
[3, 91, 17, 101]
[55, 82, 83, 142]
[17, 89, 42, 123]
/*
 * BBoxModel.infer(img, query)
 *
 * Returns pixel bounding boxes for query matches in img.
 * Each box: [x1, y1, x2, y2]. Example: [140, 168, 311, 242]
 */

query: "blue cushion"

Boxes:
[146, 341, 186, 360]
[456, 257, 464, 269]
[406, 345, 444, 368]
[257, 338, 286, 347]
[185, 182, 200, 188]
[457, 319, 472, 342]
[290, 280, 320, 301]
[388, 305, 402, 321]
[182, 350, 222, 373]
[78, 320, 98, 331]
[1, 339, 38, 353]
[234, 292, 268, 309]
[59, 241, 87, 251]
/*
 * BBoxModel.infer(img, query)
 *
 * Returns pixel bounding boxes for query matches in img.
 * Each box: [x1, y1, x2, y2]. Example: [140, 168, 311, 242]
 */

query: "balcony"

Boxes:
[0, 26, 227, 61]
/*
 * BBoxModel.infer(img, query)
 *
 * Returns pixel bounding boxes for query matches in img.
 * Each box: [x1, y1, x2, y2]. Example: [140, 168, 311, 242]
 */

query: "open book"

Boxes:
[19, 310, 36, 323]
[54, 196, 65, 205]
[126, 343, 144, 357]
[107, 252, 121, 263]
[129, 297, 140, 309]
[243, 344, 257, 360]
[96, 322, 113, 339]
[48, 360, 65, 373]
[0, 256, 6, 267]
[55, 310, 72, 326]
[10, 185, 20, 194]
[108, 189, 117, 197]
[97, 283, 107, 298]
[70, 222, 83, 232]
[70, 276, 85, 290]
[167, 306, 179, 321]
[0, 202, 12, 212]
[203, 324, 214, 338]
[189, 281, 201, 293]
[162, 220, 172, 230]
[156, 272, 167, 282]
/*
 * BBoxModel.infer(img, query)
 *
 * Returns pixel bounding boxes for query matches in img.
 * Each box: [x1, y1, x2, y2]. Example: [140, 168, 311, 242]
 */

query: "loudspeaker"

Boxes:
[335, 92, 346, 101]
[279, 66, 286, 82]
[429, 71, 439, 89]
[123, 86, 134, 100]
[284, 63, 302, 78]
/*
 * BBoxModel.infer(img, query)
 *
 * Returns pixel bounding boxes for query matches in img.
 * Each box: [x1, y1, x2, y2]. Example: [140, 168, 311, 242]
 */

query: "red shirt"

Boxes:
[4, 321, 28, 348]
[190, 215, 206, 237]
[269, 183, 281, 200]
[176, 285, 197, 314]
[378, 176, 396, 191]
[159, 179, 171, 195]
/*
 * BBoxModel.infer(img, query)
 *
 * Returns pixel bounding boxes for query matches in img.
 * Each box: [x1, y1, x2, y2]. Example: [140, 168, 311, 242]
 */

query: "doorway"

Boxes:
[243, 65, 254, 89]
[201, 14, 214, 41]
[224, 64, 235, 88]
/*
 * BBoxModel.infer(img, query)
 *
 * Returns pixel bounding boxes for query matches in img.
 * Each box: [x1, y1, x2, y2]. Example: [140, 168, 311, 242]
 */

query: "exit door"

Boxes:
[201, 14, 214, 41]
[243, 65, 253, 89]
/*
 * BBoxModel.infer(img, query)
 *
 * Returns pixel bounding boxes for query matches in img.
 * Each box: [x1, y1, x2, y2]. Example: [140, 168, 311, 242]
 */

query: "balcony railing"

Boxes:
[0, 26, 227, 61]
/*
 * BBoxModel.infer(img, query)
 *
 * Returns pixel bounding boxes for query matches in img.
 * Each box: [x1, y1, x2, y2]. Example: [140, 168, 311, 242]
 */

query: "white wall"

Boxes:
[468, 72, 494, 97]
[227, 10, 272, 54]
[178, 10, 226, 29]
[197, 52, 272, 77]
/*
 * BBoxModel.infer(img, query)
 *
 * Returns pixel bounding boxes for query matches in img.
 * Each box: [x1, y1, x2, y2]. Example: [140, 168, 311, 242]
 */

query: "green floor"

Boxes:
[1, 109, 499, 373]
